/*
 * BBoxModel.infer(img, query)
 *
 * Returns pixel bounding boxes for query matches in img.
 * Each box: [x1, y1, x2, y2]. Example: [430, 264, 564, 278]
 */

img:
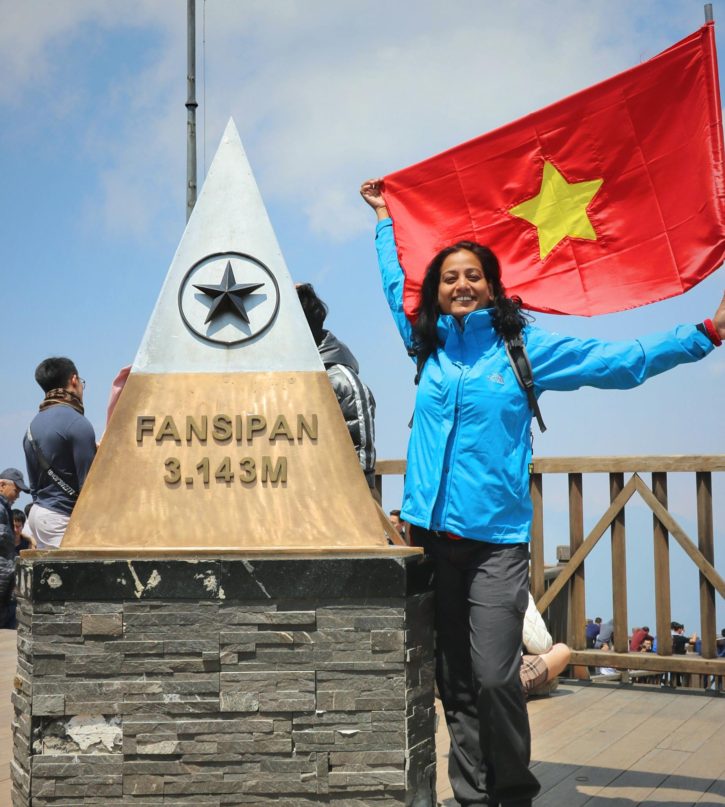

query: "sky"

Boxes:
[1, 0, 723, 635]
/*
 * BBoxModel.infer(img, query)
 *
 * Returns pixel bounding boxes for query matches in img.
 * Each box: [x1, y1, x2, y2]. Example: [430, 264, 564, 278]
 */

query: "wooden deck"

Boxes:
[0, 629, 15, 803]
[1, 629, 723, 806]
[438, 683, 725, 806]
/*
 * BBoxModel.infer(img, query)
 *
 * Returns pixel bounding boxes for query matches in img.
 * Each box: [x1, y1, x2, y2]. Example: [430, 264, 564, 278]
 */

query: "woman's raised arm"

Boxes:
[360, 179, 414, 351]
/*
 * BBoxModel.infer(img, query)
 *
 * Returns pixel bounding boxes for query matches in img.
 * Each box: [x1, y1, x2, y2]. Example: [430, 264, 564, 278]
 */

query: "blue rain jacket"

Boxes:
[375, 218, 714, 544]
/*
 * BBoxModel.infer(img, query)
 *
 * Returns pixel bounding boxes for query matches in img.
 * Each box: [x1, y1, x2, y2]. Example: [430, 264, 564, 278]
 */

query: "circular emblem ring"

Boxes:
[178, 251, 280, 346]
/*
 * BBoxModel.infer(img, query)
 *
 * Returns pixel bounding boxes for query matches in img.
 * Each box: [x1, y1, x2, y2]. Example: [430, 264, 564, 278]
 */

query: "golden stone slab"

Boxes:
[62, 371, 393, 551]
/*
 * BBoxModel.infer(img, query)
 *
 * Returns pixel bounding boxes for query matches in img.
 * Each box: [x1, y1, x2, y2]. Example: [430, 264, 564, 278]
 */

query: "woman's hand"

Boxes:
[360, 179, 389, 220]
[713, 290, 725, 340]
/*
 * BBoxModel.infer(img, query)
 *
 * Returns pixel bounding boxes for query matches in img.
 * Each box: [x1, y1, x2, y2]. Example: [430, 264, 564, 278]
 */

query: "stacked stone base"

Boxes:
[13, 554, 435, 806]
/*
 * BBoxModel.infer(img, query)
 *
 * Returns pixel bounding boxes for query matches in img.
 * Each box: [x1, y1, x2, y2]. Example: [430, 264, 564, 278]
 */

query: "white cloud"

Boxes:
[0, 1, 177, 102]
[187, 0, 698, 239]
[2, 0, 707, 242]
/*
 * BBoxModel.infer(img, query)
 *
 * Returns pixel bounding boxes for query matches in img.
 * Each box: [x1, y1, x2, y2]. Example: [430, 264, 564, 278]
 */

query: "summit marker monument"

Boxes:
[62, 120, 386, 551]
[13, 121, 435, 806]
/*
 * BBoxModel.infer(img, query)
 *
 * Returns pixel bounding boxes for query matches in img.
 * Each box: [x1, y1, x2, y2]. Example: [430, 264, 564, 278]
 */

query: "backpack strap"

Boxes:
[410, 347, 424, 386]
[504, 337, 547, 433]
[25, 427, 79, 499]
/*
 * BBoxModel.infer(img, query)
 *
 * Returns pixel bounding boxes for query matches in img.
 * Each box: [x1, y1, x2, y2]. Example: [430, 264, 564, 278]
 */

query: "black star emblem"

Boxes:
[193, 261, 264, 324]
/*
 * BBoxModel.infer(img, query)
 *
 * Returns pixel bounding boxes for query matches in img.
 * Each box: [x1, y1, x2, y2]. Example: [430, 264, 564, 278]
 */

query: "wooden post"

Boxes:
[652, 472, 672, 655]
[610, 472, 628, 653]
[374, 472, 383, 505]
[568, 473, 587, 680]
[696, 471, 715, 658]
[530, 471, 545, 603]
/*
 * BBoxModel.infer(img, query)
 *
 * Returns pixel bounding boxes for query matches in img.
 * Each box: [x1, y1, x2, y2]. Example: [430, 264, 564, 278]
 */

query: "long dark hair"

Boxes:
[412, 241, 529, 373]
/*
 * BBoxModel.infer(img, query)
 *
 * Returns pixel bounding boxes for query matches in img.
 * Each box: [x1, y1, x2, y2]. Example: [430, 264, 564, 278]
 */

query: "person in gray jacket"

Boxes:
[23, 357, 97, 548]
[296, 284, 377, 489]
[594, 618, 615, 649]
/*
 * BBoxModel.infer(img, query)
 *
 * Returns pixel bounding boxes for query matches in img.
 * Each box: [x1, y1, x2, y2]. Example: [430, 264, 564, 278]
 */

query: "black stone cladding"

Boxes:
[24, 556, 432, 602]
[12, 555, 436, 806]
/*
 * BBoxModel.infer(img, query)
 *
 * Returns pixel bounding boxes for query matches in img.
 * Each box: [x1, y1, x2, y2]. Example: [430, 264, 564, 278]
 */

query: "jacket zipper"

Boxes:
[431, 360, 467, 529]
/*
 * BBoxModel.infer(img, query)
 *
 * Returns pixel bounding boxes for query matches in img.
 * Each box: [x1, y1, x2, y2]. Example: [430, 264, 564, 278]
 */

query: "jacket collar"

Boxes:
[436, 307, 498, 350]
[317, 329, 359, 372]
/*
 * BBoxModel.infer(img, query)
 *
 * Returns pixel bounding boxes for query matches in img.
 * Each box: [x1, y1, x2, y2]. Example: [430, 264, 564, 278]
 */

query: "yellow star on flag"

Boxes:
[509, 161, 603, 260]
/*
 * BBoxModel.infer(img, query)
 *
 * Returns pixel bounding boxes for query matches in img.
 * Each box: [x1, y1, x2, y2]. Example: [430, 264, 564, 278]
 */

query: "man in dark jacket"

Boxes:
[0, 468, 30, 628]
[296, 284, 377, 489]
[23, 357, 97, 549]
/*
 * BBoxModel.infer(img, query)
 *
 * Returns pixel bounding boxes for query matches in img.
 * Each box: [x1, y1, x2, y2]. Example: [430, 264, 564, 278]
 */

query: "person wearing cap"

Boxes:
[0, 468, 29, 554]
[0, 468, 30, 628]
[23, 357, 97, 549]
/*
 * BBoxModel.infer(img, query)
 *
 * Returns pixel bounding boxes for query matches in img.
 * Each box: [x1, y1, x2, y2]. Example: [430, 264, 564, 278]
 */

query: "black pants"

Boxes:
[414, 528, 540, 807]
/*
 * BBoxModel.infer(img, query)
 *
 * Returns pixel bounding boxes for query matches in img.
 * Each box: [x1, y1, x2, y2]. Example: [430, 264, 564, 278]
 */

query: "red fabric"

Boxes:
[383, 24, 725, 317]
[106, 365, 132, 426]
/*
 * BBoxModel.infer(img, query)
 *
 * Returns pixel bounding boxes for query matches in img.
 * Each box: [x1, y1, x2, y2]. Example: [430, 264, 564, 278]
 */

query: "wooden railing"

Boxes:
[374, 456, 725, 679]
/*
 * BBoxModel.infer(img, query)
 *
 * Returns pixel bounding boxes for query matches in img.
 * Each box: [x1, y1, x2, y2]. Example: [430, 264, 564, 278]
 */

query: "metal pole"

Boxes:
[705, 4, 713, 22]
[186, 0, 198, 221]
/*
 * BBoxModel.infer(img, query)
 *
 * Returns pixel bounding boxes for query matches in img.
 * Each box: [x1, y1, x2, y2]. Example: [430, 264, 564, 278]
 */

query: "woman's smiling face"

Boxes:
[437, 249, 492, 320]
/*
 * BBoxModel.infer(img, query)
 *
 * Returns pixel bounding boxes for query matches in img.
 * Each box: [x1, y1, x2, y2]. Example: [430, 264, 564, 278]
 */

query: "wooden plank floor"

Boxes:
[438, 682, 725, 806]
[1, 628, 722, 806]
[0, 629, 16, 805]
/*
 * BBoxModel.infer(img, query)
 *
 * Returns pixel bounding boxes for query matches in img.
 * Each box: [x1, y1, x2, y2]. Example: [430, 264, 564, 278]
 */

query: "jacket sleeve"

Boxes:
[0, 506, 15, 563]
[70, 418, 98, 488]
[327, 365, 377, 475]
[375, 218, 415, 352]
[525, 323, 715, 393]
[23, 435, 39, 498]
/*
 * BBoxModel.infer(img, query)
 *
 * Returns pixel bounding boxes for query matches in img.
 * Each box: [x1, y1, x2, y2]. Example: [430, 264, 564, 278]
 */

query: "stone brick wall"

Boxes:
[13, 555, 435, 806]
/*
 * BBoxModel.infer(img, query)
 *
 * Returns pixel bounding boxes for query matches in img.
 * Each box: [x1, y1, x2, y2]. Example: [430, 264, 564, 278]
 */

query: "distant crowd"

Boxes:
[585, 615, 725, 657]
[585, 615, 725, 691]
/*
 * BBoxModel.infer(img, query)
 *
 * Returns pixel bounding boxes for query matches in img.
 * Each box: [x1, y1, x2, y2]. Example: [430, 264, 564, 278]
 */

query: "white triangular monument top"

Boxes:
[134, 119, 322, 374]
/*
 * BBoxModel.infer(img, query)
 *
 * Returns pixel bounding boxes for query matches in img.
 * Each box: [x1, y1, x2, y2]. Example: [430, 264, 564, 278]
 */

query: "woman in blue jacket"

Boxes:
[361, 178, 724, 807]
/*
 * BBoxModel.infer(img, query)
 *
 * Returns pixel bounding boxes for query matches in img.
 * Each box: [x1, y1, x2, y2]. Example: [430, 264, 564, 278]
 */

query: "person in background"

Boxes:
[296, 284, 377, 491]
[23, 357, 97, 549]
[520, 593, 570, 697]
[629, 625, 653, 652]
[594, 618, 614, 649]
[585, 616, 602, 648]
[12, 509, 35, 553]
[389, 509, 407, 542]
[0, 469, 30, 629]
[671, 621, 698, 654]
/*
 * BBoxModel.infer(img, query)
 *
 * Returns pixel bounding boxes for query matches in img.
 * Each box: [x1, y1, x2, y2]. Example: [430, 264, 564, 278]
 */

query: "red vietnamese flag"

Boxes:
[383, 23, 725, 317]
